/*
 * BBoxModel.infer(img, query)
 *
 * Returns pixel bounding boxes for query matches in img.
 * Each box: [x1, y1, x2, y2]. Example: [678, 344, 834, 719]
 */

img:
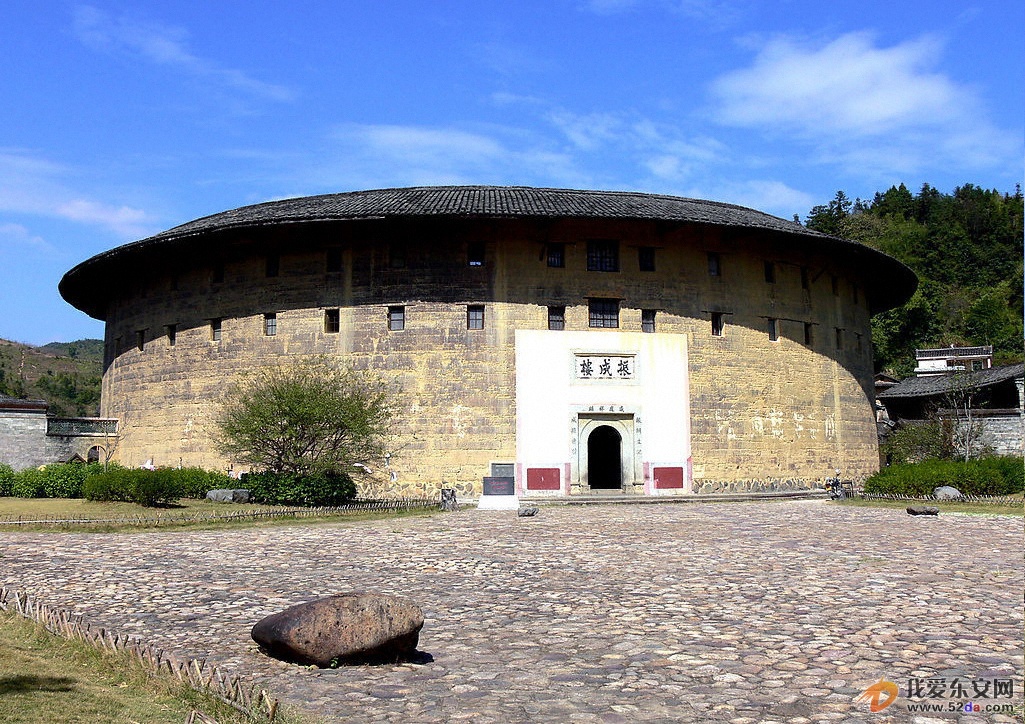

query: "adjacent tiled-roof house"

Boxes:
[877, 363, 1025, 457]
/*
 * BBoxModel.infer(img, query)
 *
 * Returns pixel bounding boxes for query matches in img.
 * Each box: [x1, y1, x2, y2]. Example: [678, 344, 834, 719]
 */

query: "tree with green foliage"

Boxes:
[806, 183, 1024, 376]
[213, 359, 396, 478]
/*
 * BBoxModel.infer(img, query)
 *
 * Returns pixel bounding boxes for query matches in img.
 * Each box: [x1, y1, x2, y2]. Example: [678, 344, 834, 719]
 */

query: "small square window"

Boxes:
[264, 312, 277, 336]
[546, 243, 565, 268]
[587, 240, 619, 272]
[389, 244, 406, 269]
[388, 306, 405, 331]
[468, 242, 485, 267]
[764, 261, 775, 284]
[326, 248, 343, 273]
[767, 318, 779, 341]
[467, 304, 484, 330]
[641, 309, 656, 333]
[166, 324, 177, 347]
[589, 298, 619, 328]
[211, 318, 222, 342]
[638, 247, 656, 272]
[324, 308, 340, 333]
[548, 305, 565, 331]
[707, 252, 721, 277]
[266, 254, 279, 278]
[803, 322, 813, 346]
[711, 312, 725, 337]
[136, 329, 146, 351]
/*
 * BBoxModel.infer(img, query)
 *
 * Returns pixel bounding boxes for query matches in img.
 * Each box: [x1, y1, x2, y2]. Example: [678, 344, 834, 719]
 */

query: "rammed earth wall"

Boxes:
[89, 214, 883, 496]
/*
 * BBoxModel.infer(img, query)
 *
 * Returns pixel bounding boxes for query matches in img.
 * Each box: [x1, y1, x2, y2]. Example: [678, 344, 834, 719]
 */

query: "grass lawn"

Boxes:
[0, 497, 280, 518]
[833, 495, 1024, 517]
[0, 497, 438, 533]
[0, 610, 316, 724]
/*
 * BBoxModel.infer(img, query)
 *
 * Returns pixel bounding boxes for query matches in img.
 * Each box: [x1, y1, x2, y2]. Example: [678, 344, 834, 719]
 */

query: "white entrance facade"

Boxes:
[514, 330, 691, 496]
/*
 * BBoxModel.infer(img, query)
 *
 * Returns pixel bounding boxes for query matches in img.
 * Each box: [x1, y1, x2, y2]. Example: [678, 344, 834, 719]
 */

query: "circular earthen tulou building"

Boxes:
[60, 186, 917, 498]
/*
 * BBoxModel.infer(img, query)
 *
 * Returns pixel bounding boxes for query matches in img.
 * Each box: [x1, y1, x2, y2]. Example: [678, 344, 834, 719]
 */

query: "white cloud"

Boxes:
[0, 150, 155, 238]
[709, 31, 1019, 176]
[55, 200, 151, 237]
[547, 111, 625, 151]
[347, 126, 507, 166]
[73, 5, 293, 102]
[579, 0, 643, 14]
[579, 0, 744, 28]
[489, 92, 546, 108]
[0, 223, 60, 259]
[677, 180, 815, 220]
[305, 108, 743, 200]
[713, 32, 960, 135]
[475, 41, 553, 76]
[316, 124, 587, 190]
[546, 109, 729, 185]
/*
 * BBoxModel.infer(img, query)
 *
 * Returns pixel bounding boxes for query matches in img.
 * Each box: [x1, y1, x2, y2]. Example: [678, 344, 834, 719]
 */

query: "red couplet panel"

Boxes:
[653, 466, 684, 489]
[526, 467, 561, 491]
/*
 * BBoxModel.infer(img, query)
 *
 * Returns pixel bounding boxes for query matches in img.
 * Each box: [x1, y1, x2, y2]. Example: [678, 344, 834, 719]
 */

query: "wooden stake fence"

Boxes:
[0, 586, 279, 722]
[0, 497, 439, 528]
[858, 492, 1022, 505]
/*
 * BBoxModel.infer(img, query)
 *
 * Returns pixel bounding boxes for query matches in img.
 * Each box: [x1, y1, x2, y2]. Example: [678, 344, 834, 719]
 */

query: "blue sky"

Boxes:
[2, 1, 1021, 345]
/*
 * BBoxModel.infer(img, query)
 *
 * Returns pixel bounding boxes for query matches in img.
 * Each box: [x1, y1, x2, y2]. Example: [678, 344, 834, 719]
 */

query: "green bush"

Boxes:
[82, 469, 134, 502]
[2, 461, 105, 500]
[83, 468, 180, 507]
[881, 421, 952, 464]
[0, 463, 14, 496]
[241, 470, 356, 507]
[40, 463, 90, 499]
[133, 469, 183, 507]
[83, 466, 235, 506]
[980, 456, 1025, 494]
[11, 468, 47, 498]
[175, 467, 232, 499]
[865, 456, 1025, 497]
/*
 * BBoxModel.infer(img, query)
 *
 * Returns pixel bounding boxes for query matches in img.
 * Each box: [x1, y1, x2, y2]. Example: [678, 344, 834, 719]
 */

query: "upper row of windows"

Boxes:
[123, 302, 861, 358]
[204, 243, 856, 302]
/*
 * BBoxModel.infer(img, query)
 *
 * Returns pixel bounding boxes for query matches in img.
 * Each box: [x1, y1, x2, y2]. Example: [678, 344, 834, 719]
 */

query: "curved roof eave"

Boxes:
[59, 185, 918, 319]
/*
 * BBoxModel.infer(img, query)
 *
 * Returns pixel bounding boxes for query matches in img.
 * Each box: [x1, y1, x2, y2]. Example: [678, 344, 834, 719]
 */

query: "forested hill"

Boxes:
[0, 338, 103, 417]
[803, 183, 1024, 377]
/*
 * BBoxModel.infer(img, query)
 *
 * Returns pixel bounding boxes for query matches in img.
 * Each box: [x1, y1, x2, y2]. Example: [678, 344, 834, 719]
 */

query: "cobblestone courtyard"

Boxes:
[2, 500, 1022, 723]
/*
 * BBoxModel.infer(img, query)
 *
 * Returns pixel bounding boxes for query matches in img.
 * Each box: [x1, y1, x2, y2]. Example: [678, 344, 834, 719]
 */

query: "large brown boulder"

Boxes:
[251, 593, 424, 667]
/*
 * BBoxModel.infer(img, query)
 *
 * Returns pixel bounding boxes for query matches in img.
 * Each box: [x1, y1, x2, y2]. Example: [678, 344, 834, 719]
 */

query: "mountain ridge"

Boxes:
[0, 338, 103, 416]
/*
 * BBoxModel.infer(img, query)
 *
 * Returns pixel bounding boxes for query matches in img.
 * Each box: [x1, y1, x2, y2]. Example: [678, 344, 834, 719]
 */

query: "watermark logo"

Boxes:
[856, 676, 1017, 714]
[856, 679, 899, 712]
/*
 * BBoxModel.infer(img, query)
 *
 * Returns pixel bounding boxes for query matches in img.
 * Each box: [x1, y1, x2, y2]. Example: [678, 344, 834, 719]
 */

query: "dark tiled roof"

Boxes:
[60, 185, 917, 318]
[0, 396, 48, 411]
[147, 186, 823, 239]
[878, 363, 1025, 399]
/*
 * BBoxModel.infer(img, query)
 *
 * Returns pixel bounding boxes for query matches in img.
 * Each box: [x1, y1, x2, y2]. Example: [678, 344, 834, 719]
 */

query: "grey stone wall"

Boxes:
[0, 408, 50, 470]
[970, 413, 1024, 458]
[0, 409, 115, 471]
